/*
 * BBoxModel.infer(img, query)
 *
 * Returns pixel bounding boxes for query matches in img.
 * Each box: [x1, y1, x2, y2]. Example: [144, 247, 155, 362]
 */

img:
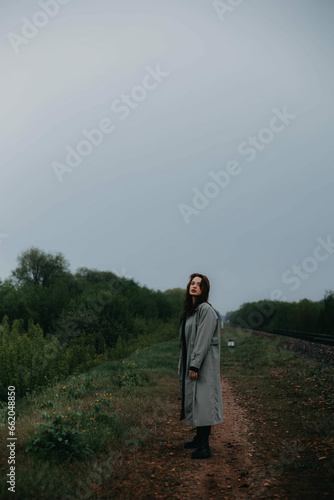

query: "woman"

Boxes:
[178, 273, 223, 459]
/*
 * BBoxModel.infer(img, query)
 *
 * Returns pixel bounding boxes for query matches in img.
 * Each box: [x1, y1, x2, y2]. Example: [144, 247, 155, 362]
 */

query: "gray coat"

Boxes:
[178, 302, 223, 427]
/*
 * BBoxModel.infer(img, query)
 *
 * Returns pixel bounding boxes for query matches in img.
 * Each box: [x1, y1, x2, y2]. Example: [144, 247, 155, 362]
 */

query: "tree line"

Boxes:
[226, 292, 334, 335]
[0, 247, 185, 399]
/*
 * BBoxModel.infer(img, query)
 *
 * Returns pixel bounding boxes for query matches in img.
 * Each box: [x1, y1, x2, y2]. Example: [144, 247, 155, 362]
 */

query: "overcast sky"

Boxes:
[1, 0, 333, 315]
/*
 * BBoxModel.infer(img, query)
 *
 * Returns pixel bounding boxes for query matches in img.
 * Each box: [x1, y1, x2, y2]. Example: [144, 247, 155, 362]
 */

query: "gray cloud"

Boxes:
[1, 0, 333, 314]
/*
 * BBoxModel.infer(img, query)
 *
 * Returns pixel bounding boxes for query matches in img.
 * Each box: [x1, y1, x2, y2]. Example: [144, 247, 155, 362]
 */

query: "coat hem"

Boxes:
[184, 417, 223, 427]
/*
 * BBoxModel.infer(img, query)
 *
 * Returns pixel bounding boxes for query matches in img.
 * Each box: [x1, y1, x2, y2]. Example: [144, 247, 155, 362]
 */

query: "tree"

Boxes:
[319, 290, 334, 334]
[11, 247, 69, 287]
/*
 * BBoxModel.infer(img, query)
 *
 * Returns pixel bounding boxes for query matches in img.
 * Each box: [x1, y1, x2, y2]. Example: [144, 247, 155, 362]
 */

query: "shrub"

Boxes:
[26, 412, 93, 463]
[117, 370, 151, 391]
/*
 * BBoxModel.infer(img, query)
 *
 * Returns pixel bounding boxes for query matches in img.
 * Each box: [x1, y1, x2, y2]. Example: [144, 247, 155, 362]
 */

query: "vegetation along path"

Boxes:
[99, 327, 334, 499]
[0, 328, 333, 499]
[104, 376, 278, 499]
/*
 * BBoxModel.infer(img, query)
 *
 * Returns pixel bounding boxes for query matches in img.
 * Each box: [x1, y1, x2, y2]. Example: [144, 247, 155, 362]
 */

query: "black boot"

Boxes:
[184, 430, 199, 448]
[191, 426, 211, 459]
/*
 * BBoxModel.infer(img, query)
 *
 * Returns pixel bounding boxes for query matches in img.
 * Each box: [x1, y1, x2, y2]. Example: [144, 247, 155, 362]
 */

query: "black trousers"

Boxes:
[196, 425, 211, 439]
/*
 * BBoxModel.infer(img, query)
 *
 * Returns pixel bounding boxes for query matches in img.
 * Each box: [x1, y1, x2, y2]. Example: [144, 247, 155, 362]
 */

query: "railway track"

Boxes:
[240, 327, 334, 346]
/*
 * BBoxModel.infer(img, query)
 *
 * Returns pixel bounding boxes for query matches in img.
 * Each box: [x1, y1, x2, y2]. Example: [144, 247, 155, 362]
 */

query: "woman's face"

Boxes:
[189, 276, 202, 297]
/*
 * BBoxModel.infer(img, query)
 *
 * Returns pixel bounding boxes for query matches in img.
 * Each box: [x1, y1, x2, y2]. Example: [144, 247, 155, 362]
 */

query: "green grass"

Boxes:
[1, 328, 333, 499]
[0, 337, 180, 500]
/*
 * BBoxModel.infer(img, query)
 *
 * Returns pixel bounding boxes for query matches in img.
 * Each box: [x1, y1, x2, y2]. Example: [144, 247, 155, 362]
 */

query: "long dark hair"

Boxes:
[182, 273, 211, 317]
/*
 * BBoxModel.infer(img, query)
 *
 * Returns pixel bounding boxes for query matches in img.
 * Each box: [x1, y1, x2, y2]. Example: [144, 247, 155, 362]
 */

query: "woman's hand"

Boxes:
[189, 370, 198, 380]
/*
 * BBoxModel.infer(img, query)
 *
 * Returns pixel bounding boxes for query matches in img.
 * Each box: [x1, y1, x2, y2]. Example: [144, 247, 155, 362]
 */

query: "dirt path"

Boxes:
[172, 377, 257, 499]
[100, 377, 288, 499]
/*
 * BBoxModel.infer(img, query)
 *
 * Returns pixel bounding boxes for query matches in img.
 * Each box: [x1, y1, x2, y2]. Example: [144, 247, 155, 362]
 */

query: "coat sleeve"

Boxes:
[189, 305, 217, 371]
[178, 316, 183, 371]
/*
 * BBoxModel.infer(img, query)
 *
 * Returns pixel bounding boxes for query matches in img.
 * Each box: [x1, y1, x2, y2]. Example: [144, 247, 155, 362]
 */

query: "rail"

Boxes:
[230, 326, 334, 346]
